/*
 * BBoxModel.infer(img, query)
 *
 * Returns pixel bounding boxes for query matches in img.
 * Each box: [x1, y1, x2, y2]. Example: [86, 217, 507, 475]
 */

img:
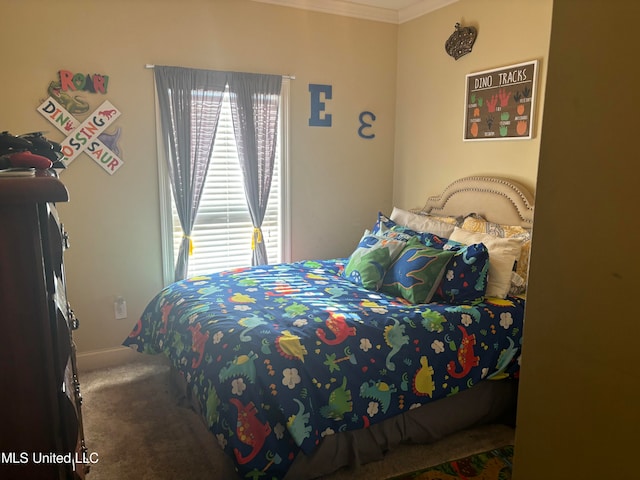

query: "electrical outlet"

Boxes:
[114, 296, 127, 319]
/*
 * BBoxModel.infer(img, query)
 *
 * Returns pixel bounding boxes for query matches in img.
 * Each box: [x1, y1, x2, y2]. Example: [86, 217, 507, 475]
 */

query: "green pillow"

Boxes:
[343, 233, 406, 290]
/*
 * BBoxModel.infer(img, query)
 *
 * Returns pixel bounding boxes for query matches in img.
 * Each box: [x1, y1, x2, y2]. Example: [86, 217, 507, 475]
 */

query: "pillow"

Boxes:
[371, 211, 395, 235]
[449, 227, 523, 299]
[381, 237, 455, 304]
[343, 232, 406, 290]
[421, 231, 454, 248]
[433, 242, 490, 304]
[390, 207, 457, 239]
[410, 210, 463, 226]
[372, 212, 428, 243]
[460, 216, 532, 295]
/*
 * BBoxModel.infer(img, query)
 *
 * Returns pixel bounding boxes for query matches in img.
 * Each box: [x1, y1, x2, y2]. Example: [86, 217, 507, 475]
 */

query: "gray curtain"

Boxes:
[154, 66, 228, 281]
[228, 72, 282, 266]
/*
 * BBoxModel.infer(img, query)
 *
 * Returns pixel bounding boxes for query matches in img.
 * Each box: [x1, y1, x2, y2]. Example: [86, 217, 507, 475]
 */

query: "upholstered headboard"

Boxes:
[417, 176, 535, 228]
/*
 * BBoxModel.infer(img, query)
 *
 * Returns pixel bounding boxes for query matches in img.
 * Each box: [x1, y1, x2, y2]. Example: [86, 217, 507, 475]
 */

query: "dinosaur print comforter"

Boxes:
[123, 259, 524, 479]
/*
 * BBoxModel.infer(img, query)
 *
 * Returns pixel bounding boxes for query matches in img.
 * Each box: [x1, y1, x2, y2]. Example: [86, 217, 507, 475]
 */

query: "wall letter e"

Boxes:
[308, 84, 332, 127]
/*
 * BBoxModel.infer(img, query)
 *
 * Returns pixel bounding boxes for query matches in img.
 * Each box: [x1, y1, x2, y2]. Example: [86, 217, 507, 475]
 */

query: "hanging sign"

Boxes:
[463, 60, 538, 141]
[38, 98, 122, 173]
[37, 70, 124, 174]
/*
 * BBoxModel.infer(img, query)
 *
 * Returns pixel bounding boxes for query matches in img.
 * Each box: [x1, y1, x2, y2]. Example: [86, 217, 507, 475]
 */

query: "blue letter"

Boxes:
[358, 111, 376, 139]
[309, 84, 332, 127]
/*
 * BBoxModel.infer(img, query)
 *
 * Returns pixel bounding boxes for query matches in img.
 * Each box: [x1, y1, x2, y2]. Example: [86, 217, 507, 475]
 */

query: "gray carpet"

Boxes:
[80, 356, 515, 479]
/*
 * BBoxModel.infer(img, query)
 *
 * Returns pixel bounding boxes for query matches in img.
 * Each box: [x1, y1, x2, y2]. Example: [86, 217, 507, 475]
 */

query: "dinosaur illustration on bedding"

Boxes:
[360, 379, 397, 413]
[447, 325, 480, 379]
[316, 311, 357, 345]
[383, 318, 410, 371]
[229, 398, 272, 465]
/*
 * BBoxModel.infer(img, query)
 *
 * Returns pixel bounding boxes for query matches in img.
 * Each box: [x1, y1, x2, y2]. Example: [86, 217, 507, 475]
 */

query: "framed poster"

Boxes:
[463, 60, 538, 141]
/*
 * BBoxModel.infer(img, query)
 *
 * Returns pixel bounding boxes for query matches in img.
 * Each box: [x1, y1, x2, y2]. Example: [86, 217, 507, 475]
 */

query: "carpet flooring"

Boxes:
[80, 355, 515, 480]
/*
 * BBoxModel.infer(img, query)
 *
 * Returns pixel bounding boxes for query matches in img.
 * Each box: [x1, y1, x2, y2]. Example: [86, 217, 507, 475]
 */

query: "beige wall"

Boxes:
[0, 0, 397, 356]
[394, 0, 553, 209]
[514, 1, 639, 478]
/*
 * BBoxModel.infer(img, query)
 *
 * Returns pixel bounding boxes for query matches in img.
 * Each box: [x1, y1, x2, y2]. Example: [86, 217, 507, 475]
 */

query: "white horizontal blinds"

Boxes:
[172, 86, 281, 276]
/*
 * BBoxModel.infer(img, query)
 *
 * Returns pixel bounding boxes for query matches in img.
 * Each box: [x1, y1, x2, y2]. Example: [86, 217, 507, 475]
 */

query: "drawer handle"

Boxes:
[62, 229, 70, 249]
[73, 376, 83, 404]
[67, 305, 80, 330]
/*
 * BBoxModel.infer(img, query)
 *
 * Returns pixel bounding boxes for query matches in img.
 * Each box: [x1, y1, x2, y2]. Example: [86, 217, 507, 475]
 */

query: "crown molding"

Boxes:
[250, 0, 398, 23]
[250, 0, 459, 24]
[398, 0, 459, 23]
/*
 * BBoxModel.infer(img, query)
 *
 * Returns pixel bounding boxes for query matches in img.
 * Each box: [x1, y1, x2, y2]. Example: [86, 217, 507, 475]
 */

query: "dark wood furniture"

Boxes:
[0, 170, 89, 479]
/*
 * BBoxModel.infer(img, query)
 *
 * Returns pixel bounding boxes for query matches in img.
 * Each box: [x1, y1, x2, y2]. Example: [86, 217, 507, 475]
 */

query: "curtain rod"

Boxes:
[144, 64, 295, 80]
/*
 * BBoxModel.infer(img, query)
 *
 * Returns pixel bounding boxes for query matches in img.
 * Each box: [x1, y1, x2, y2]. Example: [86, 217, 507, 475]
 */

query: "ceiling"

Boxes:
[250, 0, 459, 24]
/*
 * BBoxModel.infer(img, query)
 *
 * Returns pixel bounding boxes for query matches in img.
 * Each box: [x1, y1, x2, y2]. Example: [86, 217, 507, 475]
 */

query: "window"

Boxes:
[158, 80, 290, 283]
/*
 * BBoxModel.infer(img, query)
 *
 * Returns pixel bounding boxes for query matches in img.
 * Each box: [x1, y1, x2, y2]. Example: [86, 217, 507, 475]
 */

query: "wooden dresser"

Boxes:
[0, 170, 89, 479]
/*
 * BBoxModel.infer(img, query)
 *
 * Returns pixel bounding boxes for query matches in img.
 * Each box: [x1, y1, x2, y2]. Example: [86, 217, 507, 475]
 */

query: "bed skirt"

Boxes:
[168, 365, 517, 479]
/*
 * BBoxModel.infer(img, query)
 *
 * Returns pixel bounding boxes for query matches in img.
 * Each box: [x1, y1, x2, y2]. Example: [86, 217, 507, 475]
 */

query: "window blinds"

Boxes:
[171, 87, 281, 277]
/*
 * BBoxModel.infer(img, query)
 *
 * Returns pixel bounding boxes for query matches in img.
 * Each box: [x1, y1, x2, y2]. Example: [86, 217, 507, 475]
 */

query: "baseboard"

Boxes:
[76, 346, 142, 372]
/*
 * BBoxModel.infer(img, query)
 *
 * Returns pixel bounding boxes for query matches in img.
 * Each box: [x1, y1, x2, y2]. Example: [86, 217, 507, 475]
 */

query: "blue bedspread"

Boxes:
[123, 259, 524, 479]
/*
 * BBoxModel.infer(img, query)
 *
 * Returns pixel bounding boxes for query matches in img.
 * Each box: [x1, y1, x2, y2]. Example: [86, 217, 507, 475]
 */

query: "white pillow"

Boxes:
[449, 227, 523, 299]
[390, 207, 456, 239]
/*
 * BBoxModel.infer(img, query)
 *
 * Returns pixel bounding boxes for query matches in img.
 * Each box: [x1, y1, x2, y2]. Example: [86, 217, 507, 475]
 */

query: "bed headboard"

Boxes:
[417, 176, 535, 228]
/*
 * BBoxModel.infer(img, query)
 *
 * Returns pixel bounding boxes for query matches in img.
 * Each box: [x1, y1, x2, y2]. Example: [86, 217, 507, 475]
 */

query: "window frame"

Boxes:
[155, 78, 291, 286]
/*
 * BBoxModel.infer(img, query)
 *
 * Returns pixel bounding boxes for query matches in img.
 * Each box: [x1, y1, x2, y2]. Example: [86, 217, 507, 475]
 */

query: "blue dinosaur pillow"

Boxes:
[433, 242, 490, 304]
[381, 237, 455, 304]
[371, 212, 427, 243]
[343, 232, 406, 290]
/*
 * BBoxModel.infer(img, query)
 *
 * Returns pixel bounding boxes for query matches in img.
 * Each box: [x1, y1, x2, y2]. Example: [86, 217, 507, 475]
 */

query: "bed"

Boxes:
[123, 176, 534, 479]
